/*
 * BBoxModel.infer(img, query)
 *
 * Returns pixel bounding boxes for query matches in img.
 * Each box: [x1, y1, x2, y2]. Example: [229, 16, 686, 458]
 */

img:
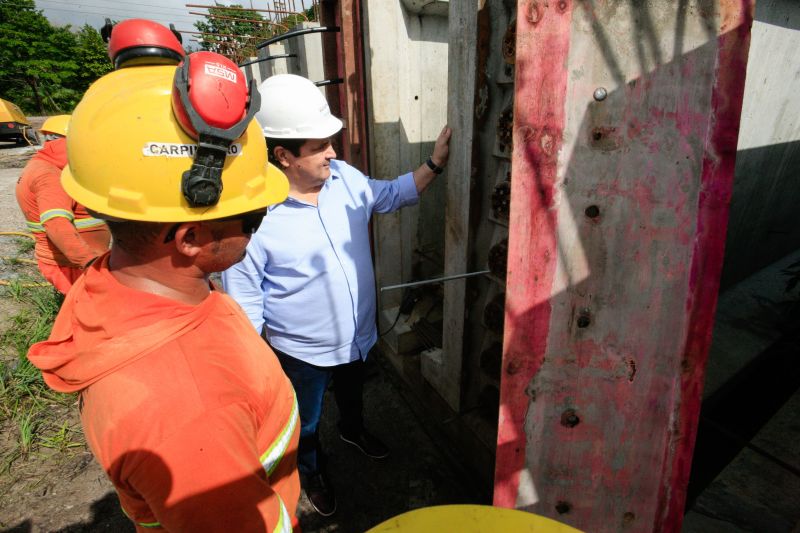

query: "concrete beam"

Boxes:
[424, 0, 479, 412]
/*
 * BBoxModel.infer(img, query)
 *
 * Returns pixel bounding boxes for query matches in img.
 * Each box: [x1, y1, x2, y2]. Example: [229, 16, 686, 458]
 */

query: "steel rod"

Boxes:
[256, 25, 340, 49]
[314, 78, 343, 87]
[239, 54, 296, 67]
[379, 270, 490, 292]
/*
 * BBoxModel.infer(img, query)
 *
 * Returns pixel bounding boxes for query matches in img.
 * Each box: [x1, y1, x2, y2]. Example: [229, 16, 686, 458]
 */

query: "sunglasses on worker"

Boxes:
[163, 209, 267, 243]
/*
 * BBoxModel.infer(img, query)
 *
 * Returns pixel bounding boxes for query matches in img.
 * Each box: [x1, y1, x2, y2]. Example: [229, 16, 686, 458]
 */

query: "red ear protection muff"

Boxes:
[171, 52, 260, 208]
[171, 51, 249, 137]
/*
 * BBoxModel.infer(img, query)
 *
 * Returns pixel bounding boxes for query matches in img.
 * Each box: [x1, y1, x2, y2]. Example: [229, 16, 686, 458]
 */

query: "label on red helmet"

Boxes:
[142, 142, 242, 157]
[204, 62, 238, 83]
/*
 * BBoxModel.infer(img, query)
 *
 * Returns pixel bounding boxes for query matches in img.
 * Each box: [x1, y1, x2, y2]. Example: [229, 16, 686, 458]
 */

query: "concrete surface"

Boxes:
[0, 151, 36, 264]
[683, 250, 800, 533]
[0, 167, 29, 231]
[721, 0, 800, 289]
[364, 0, 449, 313]
[703, 249, 800, 399]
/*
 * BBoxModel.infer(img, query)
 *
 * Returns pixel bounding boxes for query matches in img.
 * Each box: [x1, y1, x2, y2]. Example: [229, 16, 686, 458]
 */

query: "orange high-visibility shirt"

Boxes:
[28, 254, 300, 532]
[15, 138, 110, 267]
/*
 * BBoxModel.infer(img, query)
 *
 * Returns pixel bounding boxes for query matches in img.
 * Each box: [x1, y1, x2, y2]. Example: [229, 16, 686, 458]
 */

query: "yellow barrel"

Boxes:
[366, 505, 583, 532]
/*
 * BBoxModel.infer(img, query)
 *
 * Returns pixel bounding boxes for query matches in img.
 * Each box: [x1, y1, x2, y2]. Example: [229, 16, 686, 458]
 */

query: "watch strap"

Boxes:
[426, 157, 444, 174]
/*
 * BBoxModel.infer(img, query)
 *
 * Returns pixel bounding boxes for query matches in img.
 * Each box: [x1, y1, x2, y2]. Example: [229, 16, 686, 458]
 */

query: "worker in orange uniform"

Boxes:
[27, 19, 299, 532]
[15, 114, 110, 293]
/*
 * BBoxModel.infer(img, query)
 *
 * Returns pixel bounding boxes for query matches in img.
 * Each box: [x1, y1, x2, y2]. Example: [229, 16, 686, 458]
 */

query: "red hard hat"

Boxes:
[107, 19, 185, 69]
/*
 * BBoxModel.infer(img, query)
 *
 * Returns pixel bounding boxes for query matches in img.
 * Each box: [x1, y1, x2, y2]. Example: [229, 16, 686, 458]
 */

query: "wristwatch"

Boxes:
[425, 157, 444, 174]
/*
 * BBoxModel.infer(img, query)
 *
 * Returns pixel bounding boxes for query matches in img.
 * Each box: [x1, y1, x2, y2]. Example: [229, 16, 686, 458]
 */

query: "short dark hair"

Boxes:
[106, 220, 169, 255]
[264, 137, 306, 166]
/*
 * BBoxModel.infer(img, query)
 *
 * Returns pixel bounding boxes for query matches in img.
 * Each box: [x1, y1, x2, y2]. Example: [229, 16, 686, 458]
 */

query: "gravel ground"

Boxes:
[0, 156, 33, 231]
[0, 148, 39, 283]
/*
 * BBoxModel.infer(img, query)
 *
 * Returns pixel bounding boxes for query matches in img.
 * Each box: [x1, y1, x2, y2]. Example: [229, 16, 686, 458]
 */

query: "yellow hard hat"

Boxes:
[366, 505, 583, 532]
[62, 63, 288, 222]
[40, 114, 70, 136]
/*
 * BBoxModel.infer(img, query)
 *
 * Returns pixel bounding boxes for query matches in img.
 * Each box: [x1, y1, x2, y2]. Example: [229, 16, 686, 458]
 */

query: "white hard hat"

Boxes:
[255, 74, 343, 139]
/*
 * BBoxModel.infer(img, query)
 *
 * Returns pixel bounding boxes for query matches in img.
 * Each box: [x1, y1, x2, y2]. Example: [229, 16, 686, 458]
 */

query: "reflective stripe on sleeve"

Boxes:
[121, 506, 162, 529]
[39, 208, 75, 223]
[26, 216, 105, 233]
[25, 220, 45, 233]
[73, 217, 106, 229]
[259, 392, 299, 476]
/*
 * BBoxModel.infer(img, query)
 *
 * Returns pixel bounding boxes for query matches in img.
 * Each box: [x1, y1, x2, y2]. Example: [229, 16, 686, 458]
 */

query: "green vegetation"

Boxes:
[0, 0, 112, 114]
[0, 282, 76, 471]
[0, 0, 318, 113]
[281, 7, 317, 30]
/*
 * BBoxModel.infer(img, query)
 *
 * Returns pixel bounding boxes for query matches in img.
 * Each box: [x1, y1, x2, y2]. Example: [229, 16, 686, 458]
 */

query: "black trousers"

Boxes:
[272, 347, 365, 476]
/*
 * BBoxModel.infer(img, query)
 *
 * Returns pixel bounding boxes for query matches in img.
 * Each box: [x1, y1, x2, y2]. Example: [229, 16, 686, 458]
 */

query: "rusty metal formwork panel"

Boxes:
[495, 2, 754, 532]
[320, 0, 369, 173]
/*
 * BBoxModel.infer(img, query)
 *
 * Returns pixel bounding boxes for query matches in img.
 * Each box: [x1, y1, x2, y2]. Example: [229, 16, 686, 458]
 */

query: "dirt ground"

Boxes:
[0, 137, 133, 532]
[0, 137, 482, 532]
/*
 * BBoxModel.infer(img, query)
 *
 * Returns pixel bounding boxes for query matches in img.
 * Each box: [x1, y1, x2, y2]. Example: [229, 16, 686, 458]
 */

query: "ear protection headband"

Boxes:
[102, 18, 184, 69]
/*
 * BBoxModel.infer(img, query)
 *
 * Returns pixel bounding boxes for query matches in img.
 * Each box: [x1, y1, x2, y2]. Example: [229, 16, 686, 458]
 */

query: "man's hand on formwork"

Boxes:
[431, 126, 452, 168]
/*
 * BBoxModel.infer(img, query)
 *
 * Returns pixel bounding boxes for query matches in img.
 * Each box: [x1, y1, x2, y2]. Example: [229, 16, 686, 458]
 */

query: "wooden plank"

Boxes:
[494, 0, 572, 512]
[495, 2, 754, 531]
[426, 0, 479, 411]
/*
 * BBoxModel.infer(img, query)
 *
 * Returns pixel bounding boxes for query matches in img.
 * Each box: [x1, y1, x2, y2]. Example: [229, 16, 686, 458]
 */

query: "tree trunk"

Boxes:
[27, 76, 44, 115]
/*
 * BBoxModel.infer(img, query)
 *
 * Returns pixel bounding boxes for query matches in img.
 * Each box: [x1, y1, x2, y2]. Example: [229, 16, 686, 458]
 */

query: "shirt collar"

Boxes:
[273, 162, 341, 208]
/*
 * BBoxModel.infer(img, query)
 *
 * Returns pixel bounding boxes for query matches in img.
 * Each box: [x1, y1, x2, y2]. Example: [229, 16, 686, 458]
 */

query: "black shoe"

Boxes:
[303, 472, 337, 517]
[340, 430, 390, 459]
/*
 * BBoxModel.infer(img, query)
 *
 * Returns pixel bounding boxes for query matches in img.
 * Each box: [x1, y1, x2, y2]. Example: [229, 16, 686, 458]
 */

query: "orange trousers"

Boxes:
[37, 261, 82, 294]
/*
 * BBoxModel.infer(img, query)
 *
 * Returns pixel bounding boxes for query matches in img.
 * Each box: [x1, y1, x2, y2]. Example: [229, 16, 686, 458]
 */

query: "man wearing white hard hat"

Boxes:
[223, 73, 451, 517]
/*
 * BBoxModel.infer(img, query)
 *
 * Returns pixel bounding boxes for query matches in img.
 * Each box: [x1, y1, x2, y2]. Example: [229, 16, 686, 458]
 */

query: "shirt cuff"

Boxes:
[397, 172, 419, 205]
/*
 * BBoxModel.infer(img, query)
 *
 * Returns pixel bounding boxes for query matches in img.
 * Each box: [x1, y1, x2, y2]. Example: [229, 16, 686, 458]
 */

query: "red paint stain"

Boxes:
[527, 0, 544, 25]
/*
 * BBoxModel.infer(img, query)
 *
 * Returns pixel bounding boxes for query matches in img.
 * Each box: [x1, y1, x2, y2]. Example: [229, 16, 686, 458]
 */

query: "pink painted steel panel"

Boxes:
[495, 1, 753, 531]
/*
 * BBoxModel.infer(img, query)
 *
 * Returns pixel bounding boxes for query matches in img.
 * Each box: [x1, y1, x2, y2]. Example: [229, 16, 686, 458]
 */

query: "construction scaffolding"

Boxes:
[174, 1, 319, 64]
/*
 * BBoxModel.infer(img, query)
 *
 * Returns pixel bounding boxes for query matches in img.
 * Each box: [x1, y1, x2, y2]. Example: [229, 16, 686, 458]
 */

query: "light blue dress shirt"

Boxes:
[222, 159, 419, 367]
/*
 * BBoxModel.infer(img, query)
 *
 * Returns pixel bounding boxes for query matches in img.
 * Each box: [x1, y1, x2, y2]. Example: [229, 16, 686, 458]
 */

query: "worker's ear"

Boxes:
[273, 146, 292, 169]
[170, 222, 206, 258]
